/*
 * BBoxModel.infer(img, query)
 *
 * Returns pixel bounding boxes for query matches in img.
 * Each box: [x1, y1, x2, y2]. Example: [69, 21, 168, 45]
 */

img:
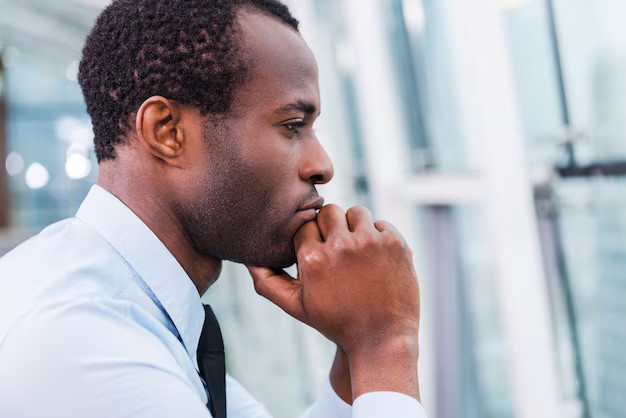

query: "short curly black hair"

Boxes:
[78, 0, 299, 162]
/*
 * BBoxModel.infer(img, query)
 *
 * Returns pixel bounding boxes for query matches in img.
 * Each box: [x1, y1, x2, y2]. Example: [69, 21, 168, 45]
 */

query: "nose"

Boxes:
[299, 138, 334, 185]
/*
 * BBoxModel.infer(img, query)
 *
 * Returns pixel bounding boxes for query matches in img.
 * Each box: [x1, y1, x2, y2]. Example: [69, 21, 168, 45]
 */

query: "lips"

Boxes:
[298, 196, 324, 212]
[296, 208, 319, 223]
[290, 196, 324, 236]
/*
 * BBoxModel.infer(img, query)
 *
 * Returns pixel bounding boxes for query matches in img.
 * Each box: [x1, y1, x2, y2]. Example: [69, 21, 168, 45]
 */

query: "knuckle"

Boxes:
[329, 235, 355, 254]
[320, 203, 343, 215]
[347, 205, 369, 216]
[357, 232, 379, 249]
[383, 232, 404, 250]
[299, 247, 325, 268]
[374, 219, 392, 231]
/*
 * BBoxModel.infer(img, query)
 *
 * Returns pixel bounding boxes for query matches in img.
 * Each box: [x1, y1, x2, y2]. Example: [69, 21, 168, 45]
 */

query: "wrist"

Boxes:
[346, 332, 419, 363]
[347, 334, 420, 401]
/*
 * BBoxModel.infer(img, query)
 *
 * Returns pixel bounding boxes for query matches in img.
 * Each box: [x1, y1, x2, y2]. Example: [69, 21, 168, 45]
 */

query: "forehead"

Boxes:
[232, 10, 320, 113]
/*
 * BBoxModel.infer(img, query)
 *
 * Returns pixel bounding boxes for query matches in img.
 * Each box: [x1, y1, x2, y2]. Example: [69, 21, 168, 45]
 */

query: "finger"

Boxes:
[246, 266, 305, 322]
[346, 206, 375, 232]
[374, 219, 400, 234]
[374, 220, 408, 246]
[317, 204, 349, 240]
[294, 220, 323, 252]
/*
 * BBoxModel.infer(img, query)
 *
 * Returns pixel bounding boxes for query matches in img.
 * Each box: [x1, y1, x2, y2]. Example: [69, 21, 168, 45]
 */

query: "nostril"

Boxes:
[309, 174, 325, 184]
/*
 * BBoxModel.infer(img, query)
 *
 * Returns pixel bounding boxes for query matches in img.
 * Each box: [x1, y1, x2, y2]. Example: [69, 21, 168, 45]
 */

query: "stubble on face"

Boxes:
[175, 119, 306, 269]
[173, 10, 323, 270]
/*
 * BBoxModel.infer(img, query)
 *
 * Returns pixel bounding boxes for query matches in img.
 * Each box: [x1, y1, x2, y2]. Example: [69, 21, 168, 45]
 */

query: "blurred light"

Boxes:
[402, 0, 426, 35]
[5, 152, 24, 176]
[65, 60, 80, 83]
[65, 154, 92, 180]
[25, 163, 50, 190]
[55, 116, 94, 147]
[66, 143, 90, 159]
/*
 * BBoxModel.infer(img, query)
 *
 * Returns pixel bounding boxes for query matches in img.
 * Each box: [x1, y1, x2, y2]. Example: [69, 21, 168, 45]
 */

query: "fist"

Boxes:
[248, 204, 420, 356]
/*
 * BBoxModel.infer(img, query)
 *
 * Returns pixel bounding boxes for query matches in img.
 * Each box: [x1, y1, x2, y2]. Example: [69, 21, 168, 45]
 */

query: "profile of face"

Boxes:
[174, 10, 334, 269]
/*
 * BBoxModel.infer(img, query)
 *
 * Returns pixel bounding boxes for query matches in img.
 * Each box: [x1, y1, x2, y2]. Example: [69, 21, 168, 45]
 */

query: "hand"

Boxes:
[247, 205, 421, 399]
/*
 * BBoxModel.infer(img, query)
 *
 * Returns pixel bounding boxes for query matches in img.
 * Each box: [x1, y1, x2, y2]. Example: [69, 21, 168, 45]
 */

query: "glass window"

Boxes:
[502, 0, 564, 168]
[505, 1, 626, 417]
[552, 0, 626, 162]
[385, 0, 474, 173]
[417, 205, 516, 418]
[555, 179, 626, 417]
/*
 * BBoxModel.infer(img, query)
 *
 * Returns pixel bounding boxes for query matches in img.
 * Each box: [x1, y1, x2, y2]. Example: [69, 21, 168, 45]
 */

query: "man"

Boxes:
[0, 1, 426, 417]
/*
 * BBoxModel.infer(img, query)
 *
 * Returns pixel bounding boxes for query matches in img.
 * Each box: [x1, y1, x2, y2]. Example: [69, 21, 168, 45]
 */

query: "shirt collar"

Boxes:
[75, 184, 205, 361]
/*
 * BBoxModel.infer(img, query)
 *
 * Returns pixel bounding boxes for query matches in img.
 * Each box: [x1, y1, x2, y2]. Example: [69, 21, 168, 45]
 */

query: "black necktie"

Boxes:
[197, 304, 227, 418]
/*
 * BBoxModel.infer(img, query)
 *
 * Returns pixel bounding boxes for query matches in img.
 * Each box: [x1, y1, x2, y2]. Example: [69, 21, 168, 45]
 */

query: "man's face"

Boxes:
[177, 11, 334, 269]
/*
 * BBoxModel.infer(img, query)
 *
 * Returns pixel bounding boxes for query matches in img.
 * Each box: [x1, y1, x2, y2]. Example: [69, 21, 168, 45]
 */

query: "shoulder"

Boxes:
[0, 217, 136, 336]
[0, 216, 134, 287]
[0, 299, 173, 365]
[0, 299, 206, 418]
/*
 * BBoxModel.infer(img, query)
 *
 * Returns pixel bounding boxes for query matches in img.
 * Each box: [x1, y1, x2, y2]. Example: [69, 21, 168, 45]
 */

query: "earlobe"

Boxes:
[135, 96, 185, 163]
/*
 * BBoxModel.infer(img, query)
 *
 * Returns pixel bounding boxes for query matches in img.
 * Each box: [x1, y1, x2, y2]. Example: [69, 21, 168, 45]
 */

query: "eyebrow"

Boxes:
[274, 101, 319, 116]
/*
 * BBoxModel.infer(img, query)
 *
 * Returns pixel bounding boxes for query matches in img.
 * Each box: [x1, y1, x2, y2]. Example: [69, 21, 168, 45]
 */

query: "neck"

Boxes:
[97, 162, 222, 296]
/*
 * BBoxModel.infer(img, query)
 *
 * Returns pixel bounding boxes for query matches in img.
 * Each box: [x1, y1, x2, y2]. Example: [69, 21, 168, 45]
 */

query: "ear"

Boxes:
[135, 96, 185, 165]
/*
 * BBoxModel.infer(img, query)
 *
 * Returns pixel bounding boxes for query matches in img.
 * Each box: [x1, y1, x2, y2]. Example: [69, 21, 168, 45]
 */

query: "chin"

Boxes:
[239, 243, 296, 270]
[260, 251, 296, 270]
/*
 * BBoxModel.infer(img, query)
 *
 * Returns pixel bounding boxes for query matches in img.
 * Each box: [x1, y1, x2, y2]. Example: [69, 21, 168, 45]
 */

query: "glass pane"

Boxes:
[418, 205, 516, 418]
[505, 0, 626, 166]
[383, 0, 474, 173]
[502, 0, 564, 168]
[552, 0, 626, 162]
[454, 206, 516, 418]
[556, 179, 626, 418]
[505, 1, 626, 417]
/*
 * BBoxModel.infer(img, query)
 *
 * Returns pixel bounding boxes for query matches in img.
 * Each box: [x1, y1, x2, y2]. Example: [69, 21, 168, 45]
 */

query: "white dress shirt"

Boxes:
[0, 185, 427, 418]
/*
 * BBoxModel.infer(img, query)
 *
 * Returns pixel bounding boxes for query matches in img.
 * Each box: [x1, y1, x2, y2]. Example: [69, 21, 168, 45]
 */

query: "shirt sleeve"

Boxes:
[353, 392, 428, 418]
[302, 376, 352, 418]
[302, 377, 428, 418]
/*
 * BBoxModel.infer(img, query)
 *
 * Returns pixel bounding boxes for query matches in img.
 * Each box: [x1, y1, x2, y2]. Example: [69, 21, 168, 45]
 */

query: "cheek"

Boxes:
[246, 156, 298, 206]
[240, 134, 301, 187]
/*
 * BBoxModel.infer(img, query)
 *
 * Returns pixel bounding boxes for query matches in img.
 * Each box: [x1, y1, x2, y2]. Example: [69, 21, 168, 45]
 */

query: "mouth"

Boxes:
[289, 196, 325, 236]
[298, 196, 325, 212]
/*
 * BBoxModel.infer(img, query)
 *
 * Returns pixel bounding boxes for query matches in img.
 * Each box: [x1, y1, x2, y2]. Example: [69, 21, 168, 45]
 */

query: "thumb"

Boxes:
[246, 266, 304, 322]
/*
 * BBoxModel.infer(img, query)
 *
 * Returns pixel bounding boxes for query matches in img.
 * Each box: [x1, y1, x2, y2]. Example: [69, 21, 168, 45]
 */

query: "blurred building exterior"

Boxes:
[1, 0, 625, 417]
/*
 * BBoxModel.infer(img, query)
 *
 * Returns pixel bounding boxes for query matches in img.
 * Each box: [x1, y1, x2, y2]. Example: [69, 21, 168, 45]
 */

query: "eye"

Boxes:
[284, 122, 306, 135]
